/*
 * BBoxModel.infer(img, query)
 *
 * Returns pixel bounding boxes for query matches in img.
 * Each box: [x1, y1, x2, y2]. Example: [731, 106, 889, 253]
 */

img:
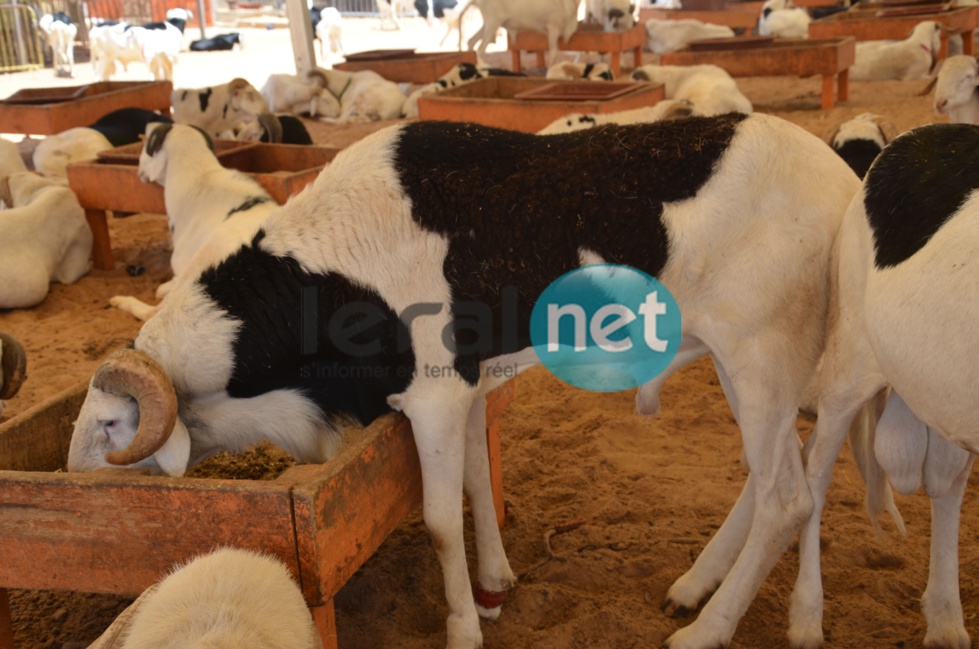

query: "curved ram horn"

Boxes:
[0, 331, 27, 400]
[92, 348, 178, 466]
[144, 123, 174, 157]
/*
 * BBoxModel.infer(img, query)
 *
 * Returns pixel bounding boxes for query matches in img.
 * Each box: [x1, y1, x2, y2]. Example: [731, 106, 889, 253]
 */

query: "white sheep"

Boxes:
[849, 20, 942, 81]
[644, 18, 735, 54]
[461, 0, 581, 65]
[586, 0, 636, 31]
[0, 138, 28, 190]
[109, 124, 278, 322]
[788, 122, 979, 649]
[925, 54, 979, 123]
[67, 113, 861, 649]
[89, 18, 184, 81]
[402, 62, 522, 118]
[822, 112, 899, 178]
[758, 0, 811, 39]
[630, 63, 753, 114]
[545, 60, 614, 79]
[260, 73, 340, 119]
[0, 331, 27, 421]
[31, 127, 112, 183]
[315, 6, 343, 59]
[536, 99, 696, 133]
[0, 172, 92, 309]
[86, 548, 321, 649]
[38, 12, 77, 77]
[306, 67, 406, 122]
[171, 78, 269, 137]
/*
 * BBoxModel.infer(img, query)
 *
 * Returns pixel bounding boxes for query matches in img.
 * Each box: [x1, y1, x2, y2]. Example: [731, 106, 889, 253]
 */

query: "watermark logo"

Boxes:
[529, 264, 681, 392]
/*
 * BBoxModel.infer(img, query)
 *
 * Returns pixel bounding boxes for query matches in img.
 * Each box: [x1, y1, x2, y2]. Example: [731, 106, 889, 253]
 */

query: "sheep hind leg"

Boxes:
[921, 448, 973, 649]
[665, 351, 812, 649]
[108, 295, 159, 321]
[402, 384, 483, 649]
[464, 394, 515, 620]
[662, 356, 752, 618]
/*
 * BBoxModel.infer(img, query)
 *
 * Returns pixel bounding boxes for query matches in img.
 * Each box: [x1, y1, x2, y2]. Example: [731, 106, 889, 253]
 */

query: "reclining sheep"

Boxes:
[822, 112, 899, 178]
[171, 78, 269, 138]
[849, 20, 942, 81]
[791, 122, 979, 649]
[630, 63, 753, 115]
[67, 113, 860, 649]
[922, 54, 979, 124]
[110, 123, 278, 321]
[86, 548, 321, 648]
[0, 172, 92, 309]
[537, 99, 696, 134]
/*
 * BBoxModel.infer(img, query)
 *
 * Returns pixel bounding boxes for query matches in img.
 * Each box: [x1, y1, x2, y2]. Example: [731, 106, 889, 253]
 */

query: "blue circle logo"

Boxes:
[529, 264, 682, 392]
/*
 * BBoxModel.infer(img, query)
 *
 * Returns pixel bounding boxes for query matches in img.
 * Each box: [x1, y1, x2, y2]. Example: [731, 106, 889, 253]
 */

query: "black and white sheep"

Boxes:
[758, 0, 811, 39]
[823, 112, 899, 179]
[233, 113, 314, 144]
[67, 113, 861, 649]
[171, 78, 269, 137]
[790, 122, 979, 649]
[189, 32, 242, 51]
[38, 12, 77, 77]
[586, 0, 636, 31]
[110, 124, 278, 321]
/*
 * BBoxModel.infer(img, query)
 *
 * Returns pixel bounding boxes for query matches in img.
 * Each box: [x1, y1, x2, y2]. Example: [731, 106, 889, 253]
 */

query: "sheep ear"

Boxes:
[0, 175, 12, 208]
[153, 417, 191, 477]
[821, 122, 842, 145]
[873, 117, 899, 145]
[631, 69, 650, 82]
[144, 123, 173, 156]
[258, 113, 283, 143]
[917, 76, 938, 97]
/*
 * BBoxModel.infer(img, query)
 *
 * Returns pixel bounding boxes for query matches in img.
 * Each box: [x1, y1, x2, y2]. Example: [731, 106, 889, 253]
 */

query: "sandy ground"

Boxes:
[0, 14, 974, 649]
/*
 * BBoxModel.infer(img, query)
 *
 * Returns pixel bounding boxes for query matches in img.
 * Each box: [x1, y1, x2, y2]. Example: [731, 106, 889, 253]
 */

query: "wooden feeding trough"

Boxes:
[335, 49, 478, 83]
[808, 4, 978, 58]
[0, 81, 172, 135]
[416, 77, 665, 133]
[0, 378, 515, 648]
[507, 23, 647, 75]
[66, 140, 339, 271]
[661, 37, 856, 109]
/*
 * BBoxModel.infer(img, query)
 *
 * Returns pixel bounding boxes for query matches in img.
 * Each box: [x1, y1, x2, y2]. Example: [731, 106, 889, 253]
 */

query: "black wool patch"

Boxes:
[198, 232, 415, 427]
[198, 88, 213, 113]
[392, 116, 745, 380]
[865, 123, 979, 269]
[833, 138, 882, 180]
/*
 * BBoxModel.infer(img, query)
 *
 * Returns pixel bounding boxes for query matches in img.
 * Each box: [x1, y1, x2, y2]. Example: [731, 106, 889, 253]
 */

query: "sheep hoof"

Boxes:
[661, 597, 697, 618]
[0, 332, 27, 400]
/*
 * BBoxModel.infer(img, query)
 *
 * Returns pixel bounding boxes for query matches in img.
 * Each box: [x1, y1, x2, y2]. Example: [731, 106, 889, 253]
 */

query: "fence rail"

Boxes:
[0, 4, 44, 73]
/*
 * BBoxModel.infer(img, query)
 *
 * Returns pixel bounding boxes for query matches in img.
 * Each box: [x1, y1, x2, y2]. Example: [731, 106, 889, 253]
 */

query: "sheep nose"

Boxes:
[935, 99, 948, 112]
[608, 8, 625, 18]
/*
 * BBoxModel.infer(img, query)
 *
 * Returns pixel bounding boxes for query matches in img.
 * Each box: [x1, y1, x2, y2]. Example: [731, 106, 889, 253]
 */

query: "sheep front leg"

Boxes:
[464, 394, 515, 619]
[403, 386, 483, 649]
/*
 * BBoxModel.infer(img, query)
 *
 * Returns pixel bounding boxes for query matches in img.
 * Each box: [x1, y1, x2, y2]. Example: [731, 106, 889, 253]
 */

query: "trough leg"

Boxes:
[633, 44, 642, 70]
[310, 600, 338, 649]
[965, 29, 975, 55]
[85, 208, 114, 271]
[0, 588, 13, 649]
[837, 69, 849, 102]
[536, 51, 546, 69]
[821, 74, 836, 110]
[610, 50, 622, 77]
[940, 32, 949, 61]
[511, 48, 521, 73]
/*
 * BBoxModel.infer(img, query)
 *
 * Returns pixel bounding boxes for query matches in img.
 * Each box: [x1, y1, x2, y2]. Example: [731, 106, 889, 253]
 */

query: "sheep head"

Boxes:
[68, 348, 190, 476]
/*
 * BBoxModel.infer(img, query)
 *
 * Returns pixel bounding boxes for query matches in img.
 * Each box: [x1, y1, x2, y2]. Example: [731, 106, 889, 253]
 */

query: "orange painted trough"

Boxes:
[416, 77, 665, 133]
[66, 141, 340, 271]
[808, 4, 978, 58]
[0, 82, 173, 135]
[335, 50, 478, 83]
[0, 379, 515, 648]
[661, 37, 856, 109]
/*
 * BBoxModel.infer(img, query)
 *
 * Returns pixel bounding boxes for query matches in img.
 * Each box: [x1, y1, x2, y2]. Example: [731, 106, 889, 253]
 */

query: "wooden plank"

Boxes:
[0, 82, 172, 135]
[418, 77, 665, 133]
[336, 51, 479, 84]
[0, 589, 12, 649]
[310, 601, 339, 649]
[288, 414, 422, 603]
[809, 5, 978, 43]
[0, 471, 300, 595]
[0, 381, 86, 473]
[661, 37, 855, 77]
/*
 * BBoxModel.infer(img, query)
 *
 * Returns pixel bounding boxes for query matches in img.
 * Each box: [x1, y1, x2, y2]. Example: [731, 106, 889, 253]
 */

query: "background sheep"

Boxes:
[86, 548, 321, 649]
[644, 18, 735, 54]
[461, 0, 581, 65]
[0, 172, 91, 309]
[923, 54, 979, 123]
[849, 20, 941, 81]
[171, 78, 269, 137]
[758, 0, 811, 39]
[536, 99, 696, 133]
[586, 0, 636, 31]
[630, 63, 753, 114]
[545, 60, 614, 80]
[38, 12, 77, 78]
[823, 112, 899, 178]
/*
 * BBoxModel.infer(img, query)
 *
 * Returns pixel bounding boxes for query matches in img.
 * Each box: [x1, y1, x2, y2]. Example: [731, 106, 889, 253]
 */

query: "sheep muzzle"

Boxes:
[92, 348, 178, 466]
